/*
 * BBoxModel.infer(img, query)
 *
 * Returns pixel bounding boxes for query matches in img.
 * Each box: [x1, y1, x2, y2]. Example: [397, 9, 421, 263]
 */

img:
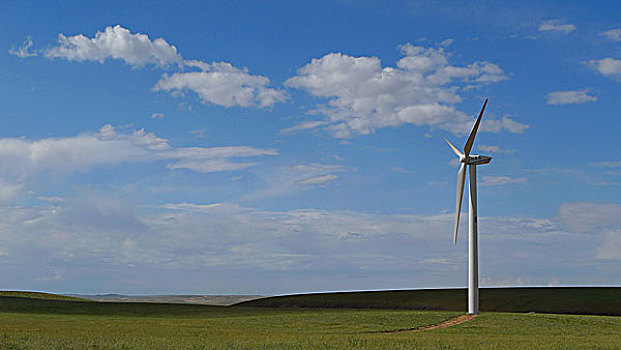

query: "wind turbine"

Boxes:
[443, 98, 491, 315]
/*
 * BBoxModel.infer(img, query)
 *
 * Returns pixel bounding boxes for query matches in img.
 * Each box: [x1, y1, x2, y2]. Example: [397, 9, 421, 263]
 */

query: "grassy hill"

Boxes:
[0, 291, 87, 301]
[3, 288, 618, 317]
[72, 293, 266, 305]
[237, 287, 621, 316]
[0, 295, 232, 317]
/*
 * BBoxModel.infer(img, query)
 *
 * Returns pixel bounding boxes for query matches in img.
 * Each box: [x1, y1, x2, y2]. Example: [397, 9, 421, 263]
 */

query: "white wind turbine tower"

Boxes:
[443, 98, 491, 315]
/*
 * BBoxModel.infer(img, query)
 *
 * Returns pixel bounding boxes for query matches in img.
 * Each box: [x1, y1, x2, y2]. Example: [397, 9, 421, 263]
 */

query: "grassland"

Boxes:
[0, 289, 619, 349]
[0, 291, 87, 301]
[239, 287, 621, 316]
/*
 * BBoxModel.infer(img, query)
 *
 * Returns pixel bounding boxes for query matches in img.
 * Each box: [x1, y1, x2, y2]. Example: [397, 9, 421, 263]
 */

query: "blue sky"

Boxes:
[1, 0, 620, 294]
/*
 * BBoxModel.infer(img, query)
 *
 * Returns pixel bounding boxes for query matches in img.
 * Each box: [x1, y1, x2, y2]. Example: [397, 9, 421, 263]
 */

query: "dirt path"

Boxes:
[374, 314, 478, 333]
[419, 314, 478, 330]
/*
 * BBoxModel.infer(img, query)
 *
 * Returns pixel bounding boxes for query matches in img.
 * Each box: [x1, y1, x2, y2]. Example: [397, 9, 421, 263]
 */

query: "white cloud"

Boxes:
[297, 174, 339, 185]
[478, 145, 515, 154]
[280, 120, 328, 135]
[480, 116, 529, 134]
[245, 163, 347, 199]
[166, 158, 257, 173]
[558, 202, 621, 234]
[481, 276, 526, 287]
[154, 60, 287, 108]
[0, 125, 276, 200]
[285, 43, 524, 138]
[161, 202, 246, 213]
[546, 89, 597, 105]
[8, 36, 37, 58]
[538, 20, 576, 35]
[0, 182, 23, 201]
[25, 26, 287, 110]
[440, 38, 454, 47]
[597, 230, 621, 259]
[37, 196, 64, 203]
[151, 113, 164, 119]
[44, 25, 182, 67]
[590, 161, 621, 168]
[292, 163, 346, 173]
[480, 175, 526, 186]
[600, 28, 621, 42]
[190, 130, 204, 138]
[586, 58, 621, 80]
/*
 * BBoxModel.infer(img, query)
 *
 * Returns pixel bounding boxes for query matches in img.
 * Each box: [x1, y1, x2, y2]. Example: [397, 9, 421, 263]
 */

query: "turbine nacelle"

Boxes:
[464, 154, 492, 165]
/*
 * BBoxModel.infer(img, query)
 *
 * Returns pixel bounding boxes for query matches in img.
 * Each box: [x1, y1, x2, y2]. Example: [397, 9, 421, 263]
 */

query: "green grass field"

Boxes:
[0, 290, 620, 349]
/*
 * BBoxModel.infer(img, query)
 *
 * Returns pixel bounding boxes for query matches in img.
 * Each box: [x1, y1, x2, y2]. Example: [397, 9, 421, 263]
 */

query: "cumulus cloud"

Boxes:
[600, 28, 621, 42]
[285, 43, 524, 138]
[538, 20, 576, 35]
[44, 25, 182, 67]
[154, 60, 287, 108]
[586, 58, 621, 80]
[0, 125, 276, 200]
[8, 36, 37, 58]
[546, 89, 597, 105]
[22, 26, 286, 109]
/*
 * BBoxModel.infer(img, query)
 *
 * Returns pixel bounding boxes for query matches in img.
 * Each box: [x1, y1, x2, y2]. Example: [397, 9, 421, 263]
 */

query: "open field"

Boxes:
[239, 287, 621, 316]
[1, 292, 620, 349]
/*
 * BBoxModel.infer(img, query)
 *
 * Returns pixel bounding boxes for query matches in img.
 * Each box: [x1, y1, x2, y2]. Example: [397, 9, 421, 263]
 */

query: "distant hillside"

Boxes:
[236, 287, 621, 316]
[0, 291, 88, 301]
[0, 296, 231, 317]
[72, 294, 267, 306]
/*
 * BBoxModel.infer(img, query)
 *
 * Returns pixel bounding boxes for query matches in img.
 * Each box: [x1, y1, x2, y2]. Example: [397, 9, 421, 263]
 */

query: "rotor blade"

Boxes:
[463, 98, 488, 156]
[443, 136, 464, 158]
[453, 163, 467, 245]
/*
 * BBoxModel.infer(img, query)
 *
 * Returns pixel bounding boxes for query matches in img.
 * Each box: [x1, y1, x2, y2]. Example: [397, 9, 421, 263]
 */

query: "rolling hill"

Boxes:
[237, 287, 621, 316]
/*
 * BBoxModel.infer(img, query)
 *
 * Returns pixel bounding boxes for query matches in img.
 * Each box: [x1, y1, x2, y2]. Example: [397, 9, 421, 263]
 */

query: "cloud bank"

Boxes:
[1, 199, 618, 293]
